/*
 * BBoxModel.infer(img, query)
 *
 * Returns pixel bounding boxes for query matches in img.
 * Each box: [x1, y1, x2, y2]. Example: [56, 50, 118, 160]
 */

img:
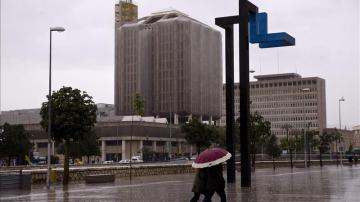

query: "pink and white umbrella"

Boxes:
[192, 148, 232, 168]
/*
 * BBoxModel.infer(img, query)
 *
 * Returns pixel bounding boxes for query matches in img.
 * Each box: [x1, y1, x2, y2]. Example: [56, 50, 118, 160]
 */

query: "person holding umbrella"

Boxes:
[190, 167, 208, 202]
[192, 148, 231, 202]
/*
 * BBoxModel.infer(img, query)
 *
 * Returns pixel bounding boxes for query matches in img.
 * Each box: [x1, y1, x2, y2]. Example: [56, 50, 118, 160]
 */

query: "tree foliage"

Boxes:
[0, 123, 32, 165]
[133, 93, 145, 116]
[182, 119, 219, 154]
[40, 86, 97, 184]
[216, 124, 240, 151]
[57, 131, 100, 160]
[40, 87, 97, 142]
[249, 112, 272, 168]
[265, 134, 282, 170]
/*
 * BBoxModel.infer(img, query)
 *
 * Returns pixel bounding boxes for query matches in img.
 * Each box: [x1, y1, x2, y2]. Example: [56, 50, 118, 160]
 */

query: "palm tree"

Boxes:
[317, 131, 333, 167]
[332, 128, 343, 166]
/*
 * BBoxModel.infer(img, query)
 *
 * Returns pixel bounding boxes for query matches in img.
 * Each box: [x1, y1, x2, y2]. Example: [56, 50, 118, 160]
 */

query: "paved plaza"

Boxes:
[1, 165, 360, 201]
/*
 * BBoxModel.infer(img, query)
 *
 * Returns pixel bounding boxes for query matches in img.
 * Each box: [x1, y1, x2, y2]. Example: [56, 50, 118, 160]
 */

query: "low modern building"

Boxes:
[325, 128, 357, 153]
[221, 73, 326, 138]
[0, 105, 193, 163]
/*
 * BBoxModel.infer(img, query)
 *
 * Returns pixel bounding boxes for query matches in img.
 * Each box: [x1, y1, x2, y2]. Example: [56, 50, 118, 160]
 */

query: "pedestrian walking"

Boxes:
[192, 148, 231, 202]
[203, 164, 226, 202]
[190, 168, 208, 202]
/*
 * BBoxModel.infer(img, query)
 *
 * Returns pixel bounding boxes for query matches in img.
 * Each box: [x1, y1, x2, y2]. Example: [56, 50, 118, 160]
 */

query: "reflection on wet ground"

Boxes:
[1, 165, 360, 201]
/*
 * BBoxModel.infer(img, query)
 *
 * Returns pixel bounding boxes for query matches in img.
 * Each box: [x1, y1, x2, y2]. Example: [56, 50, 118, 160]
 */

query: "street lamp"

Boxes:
[47, 26, 65, 188]
[339, 97, 345, 130]
[301, 87, 310, 168]
[338, 97, 345, 166]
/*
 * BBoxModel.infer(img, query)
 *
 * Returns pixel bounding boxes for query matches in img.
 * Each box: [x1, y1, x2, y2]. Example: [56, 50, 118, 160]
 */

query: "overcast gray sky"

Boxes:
[1, 0, 359, 129]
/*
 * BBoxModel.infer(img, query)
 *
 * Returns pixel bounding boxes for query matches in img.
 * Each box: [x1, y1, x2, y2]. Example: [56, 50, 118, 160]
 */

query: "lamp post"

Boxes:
[301, 88, 310, 168]
[338, 97, 345, 166]
[47, 27, 65, 188]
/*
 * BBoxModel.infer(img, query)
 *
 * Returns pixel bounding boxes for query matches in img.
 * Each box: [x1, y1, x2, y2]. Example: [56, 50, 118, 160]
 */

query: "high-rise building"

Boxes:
[114, 9, 223, 122]
[114, 1, 138, 118]
[221, 73, 326, 137]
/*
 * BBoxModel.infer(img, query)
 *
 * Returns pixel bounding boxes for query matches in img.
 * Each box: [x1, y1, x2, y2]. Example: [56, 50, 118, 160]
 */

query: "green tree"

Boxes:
[40, 86, 97, 184]
[306, 130, 319, 166]
[281, 124, 294, 168]
[182, 119, 219, 154]
[133, 93, 145, 116]
[317, 131, 333, 167]
[266, 134, 281, 170]
[249, 112, 271, 169]
[216, 124, 240, 151]
[57, 131, 100, 163]
[280, 136, 297, 169]
[333, 129, 342, 165]
[0, 123, 32, 166]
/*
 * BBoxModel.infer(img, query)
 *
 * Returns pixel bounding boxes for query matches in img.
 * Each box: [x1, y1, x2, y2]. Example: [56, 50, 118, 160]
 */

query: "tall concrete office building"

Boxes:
[115, 9, 222, 122]
[114, 0, 138, 117]
[221, 73, 326, 137]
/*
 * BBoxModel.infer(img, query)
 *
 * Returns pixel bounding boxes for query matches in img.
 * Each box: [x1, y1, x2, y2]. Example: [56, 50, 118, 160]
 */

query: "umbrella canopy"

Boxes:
[192, 148, 232, 168]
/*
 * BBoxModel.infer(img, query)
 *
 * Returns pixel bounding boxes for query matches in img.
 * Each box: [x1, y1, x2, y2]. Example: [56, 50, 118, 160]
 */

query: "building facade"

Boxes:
[0, 106, 192, 162]
[325, 128, 356, 153]
[352, 125, 360, 149]
[114, 9, 223, 122]
[221, 73, 326, 138]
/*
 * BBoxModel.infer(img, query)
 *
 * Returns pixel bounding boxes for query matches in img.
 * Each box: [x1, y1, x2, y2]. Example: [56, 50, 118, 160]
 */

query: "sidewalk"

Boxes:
[1, 165, 360, 201]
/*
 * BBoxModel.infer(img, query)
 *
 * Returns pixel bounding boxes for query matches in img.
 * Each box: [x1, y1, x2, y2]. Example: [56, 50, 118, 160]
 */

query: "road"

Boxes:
[1, 165, 360, 201]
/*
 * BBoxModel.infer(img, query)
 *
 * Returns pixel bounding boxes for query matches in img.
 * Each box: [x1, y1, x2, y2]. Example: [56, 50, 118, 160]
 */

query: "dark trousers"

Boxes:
[190, 192, 201, 202]
[203, 189, 226, 202]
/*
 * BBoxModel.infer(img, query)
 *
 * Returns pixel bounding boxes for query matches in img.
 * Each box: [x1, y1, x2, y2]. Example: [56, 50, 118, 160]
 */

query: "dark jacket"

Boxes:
[192, 168, 208, 193]
[206, 164, 225, 191]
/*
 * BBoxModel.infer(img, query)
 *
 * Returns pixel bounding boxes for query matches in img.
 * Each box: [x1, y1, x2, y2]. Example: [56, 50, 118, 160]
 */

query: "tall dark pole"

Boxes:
[46, 27, 65, 188]
[225, 25, 235, 183]
[239, 0, 251, 187]
[46, 30, 52, 189]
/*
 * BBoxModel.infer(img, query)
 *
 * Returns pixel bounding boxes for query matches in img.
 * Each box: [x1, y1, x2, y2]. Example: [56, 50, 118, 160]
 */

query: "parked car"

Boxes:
[131, 156, 144, 163]
[174, 156, 189, 161]
[102, 160, 114, 164]
[118, 159, 130, 164]
[190, 155, 198, 160]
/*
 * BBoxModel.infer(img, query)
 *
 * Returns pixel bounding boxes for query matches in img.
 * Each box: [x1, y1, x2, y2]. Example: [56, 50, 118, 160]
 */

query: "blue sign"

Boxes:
[249, 12, 295, 48]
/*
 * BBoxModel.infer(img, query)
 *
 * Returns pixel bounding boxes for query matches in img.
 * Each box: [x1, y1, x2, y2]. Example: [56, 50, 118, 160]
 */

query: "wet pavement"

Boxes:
[1, 165, 360, 201]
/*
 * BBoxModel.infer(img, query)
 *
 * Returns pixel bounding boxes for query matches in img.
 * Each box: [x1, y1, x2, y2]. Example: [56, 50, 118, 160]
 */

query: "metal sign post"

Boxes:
[215, 0, 295, 187]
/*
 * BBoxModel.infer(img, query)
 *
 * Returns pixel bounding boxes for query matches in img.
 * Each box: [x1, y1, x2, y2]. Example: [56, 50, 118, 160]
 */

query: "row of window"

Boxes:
[264, 115, 319, 123]
[229, 88, 319, 97]
[249, 102, 318, 109]
[247, 79, 318, 89]
[271, 122, 319, 129]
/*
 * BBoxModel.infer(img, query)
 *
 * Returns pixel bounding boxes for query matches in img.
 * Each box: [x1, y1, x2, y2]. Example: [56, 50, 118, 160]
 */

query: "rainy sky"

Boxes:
[0, 0, 359, 128]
